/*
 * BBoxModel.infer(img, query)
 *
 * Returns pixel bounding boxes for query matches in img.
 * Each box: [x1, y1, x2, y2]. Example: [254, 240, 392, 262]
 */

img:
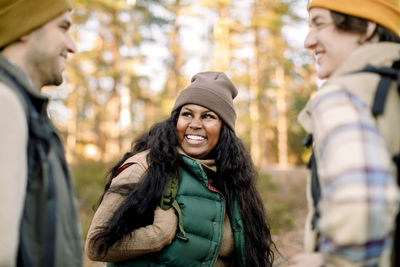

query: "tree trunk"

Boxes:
[276, 66, 288, 167]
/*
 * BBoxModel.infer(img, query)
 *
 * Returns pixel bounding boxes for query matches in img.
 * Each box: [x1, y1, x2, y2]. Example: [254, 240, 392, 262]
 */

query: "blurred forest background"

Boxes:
[43, 0, 317, 265]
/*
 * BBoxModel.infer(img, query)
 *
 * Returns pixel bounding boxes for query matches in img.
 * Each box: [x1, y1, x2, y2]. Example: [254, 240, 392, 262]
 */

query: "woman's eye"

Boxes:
[203, 113, 216, 119]
[181, 112, 192, 117]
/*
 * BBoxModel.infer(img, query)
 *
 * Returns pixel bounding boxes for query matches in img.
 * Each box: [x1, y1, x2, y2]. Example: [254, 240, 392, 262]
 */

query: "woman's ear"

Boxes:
[359, 21, 377, 44]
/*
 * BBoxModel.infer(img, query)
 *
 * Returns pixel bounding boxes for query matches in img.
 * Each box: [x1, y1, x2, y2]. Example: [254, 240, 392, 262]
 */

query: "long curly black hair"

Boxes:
[92, 108, 275, 267]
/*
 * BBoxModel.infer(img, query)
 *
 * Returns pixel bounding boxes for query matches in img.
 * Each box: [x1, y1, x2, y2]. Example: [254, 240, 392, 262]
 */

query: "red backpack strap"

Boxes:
[115, 162, 135, 177]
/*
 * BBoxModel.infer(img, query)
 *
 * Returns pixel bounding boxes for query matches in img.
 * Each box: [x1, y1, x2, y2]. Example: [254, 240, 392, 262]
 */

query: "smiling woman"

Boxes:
[85, 71, 276, 267]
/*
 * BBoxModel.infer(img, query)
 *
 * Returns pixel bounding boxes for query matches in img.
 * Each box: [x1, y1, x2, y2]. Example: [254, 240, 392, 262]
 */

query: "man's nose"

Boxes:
[304, 29, 317, 50]
[67, 34, 77, 54]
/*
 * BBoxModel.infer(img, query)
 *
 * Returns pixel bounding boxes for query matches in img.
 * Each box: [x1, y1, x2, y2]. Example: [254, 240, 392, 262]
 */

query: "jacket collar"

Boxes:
[0, 54, 49, 112]
[331, 42, 400, 78]
[177, 147, 217, 173]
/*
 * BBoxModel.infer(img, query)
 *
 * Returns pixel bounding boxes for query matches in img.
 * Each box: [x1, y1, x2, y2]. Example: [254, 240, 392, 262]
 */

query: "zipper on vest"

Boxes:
[206, 185, 226, 267]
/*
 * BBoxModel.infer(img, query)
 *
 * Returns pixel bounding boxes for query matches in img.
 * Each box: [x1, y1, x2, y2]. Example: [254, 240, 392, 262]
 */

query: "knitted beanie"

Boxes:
[172, 72, 238, 131]
[308, 0, 400, 36]
[0, 0, 73, 48]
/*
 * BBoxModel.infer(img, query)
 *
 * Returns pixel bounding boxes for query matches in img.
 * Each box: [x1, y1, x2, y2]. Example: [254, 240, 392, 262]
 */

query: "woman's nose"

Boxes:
[189, 117, 202, 128]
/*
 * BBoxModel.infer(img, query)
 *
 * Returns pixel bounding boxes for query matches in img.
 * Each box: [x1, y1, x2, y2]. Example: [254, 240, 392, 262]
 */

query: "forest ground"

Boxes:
[263, 166, 309, 267]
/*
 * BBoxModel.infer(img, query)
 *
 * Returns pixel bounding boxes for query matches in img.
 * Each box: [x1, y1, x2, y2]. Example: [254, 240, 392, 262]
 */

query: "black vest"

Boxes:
[0, 55, 82, 267]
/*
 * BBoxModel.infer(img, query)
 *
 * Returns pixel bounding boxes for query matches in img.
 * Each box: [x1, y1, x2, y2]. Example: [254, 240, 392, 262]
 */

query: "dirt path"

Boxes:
[264, 166, 309, 267]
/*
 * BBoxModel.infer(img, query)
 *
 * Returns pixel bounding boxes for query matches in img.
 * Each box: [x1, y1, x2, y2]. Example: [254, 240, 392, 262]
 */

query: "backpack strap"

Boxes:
[303, 134, 322, 251]
[115, 162, 188, 241]
[160, 173, 188, 241]
[115, 162, 134, 177]
[303, 135, 321, 234]
[372, 75, 393, 116]
[393, 153, 400, 267]
[354, 60, 400, 117]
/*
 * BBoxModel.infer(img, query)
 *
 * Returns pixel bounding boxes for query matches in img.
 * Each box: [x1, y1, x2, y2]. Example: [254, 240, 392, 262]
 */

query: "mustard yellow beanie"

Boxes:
[0, 0, 73, 48]
[308, 0, 400, 36]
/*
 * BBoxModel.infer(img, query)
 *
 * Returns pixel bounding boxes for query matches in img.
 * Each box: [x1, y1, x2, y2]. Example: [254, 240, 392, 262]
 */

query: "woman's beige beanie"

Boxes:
[172, 72, 238, 131]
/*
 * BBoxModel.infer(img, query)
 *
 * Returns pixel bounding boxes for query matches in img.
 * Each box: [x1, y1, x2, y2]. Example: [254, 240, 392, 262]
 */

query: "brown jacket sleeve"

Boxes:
[85, 154, 177, 262]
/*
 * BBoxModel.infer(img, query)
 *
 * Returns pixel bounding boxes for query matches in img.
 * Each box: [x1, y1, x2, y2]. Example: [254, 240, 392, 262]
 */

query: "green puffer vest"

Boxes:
[0, 55, 83, 267]
[108, 155, 246, 267]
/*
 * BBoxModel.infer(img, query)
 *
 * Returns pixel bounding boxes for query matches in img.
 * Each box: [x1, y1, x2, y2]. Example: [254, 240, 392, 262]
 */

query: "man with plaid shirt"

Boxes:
[290, 0, 400, 266]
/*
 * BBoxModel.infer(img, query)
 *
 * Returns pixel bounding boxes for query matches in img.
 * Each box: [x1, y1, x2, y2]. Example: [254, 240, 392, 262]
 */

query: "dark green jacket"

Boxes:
[0, 54, 83, 267]
[109, 155, 246, 267]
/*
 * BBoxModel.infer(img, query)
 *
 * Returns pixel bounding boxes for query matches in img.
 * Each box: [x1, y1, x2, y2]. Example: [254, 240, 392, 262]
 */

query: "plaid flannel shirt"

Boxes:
[298, 43, 400, 266]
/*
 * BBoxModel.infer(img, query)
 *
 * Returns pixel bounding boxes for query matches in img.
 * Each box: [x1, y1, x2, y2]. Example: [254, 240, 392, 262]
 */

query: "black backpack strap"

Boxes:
[0, 67, 56, 267]
[394, 154, 400, 185]
[309, 151, 321, 231]
[372, 76, 393, 116]
[303, 134, 321, 249]
[394, 153, 400, 267]
[354, 60, 400, 117]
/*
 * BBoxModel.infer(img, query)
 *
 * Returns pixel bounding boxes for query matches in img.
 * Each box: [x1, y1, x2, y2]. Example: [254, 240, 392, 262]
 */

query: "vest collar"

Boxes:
[0, 54, 49, 112]
[177, 147, 217, 173]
